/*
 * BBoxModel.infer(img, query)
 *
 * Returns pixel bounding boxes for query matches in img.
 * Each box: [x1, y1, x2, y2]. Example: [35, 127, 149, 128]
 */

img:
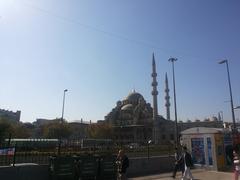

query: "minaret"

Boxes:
[165, 73, 171, 120]
[151, 53, 158, 143]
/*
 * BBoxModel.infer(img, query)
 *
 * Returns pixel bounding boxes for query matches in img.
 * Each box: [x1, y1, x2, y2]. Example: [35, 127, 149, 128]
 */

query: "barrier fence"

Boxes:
[0, 139, 174, 166]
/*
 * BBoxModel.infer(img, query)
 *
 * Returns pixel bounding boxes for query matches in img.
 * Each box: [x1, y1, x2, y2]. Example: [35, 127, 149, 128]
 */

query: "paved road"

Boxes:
[129, 169, 233, 180]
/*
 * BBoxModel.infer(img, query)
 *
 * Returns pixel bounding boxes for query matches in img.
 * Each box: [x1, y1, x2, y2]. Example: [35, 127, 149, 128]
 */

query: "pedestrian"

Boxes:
[233, 150, 240, 180]
[116, 149, 129, 180]
[172, 147, 184, 178]
[181, 146, 194, 180]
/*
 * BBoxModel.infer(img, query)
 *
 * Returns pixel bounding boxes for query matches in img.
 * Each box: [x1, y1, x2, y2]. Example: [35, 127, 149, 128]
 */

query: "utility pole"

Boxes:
[168, 58, 178, 147]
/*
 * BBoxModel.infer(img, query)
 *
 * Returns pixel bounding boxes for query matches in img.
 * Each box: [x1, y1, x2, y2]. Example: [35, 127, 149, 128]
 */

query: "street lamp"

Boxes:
[218, 111, 223, 121]
[147, 140, 152, 159]
[58, 89, 67, 155]
[218, 60, 236, 131]
[168, 57, 178, 147]
[234, 106, 240, 110]
[61, 89, 68, 123]
[234, 106, 240, 130]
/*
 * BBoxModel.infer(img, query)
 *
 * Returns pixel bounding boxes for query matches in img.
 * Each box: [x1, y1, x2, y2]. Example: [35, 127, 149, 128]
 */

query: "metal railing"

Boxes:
[0, 139, 174, 166]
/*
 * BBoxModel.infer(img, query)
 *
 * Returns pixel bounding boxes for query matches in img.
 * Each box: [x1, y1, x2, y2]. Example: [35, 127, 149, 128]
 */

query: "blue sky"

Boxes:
[0, 0, 240, 123]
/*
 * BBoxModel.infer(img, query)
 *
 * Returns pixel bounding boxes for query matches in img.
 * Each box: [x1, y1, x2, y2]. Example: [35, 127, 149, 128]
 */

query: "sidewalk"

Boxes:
[129, 169, 234, 180]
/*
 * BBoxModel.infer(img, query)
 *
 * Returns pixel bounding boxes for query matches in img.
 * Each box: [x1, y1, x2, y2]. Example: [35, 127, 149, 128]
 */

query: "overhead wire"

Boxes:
[18, 0, 204, 60]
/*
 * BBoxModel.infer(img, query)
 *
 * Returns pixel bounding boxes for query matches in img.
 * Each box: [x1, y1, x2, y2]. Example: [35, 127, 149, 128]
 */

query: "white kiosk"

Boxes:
[180, 127, 231, 170]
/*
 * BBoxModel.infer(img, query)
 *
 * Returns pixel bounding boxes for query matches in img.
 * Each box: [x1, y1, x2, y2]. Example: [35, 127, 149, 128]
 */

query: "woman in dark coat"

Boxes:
[116, 149, 129, 180]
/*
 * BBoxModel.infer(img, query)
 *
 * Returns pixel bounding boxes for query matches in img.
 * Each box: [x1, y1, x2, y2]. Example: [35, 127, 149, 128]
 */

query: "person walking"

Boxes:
[116, 149, 129, 180]
[181, 146, 194, 180]
[172, 147, 184, 178]
[233, 150, 240, 180]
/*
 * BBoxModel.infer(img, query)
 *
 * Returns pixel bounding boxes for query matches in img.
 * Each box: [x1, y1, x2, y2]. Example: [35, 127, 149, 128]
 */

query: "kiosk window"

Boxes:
[217, 146, 223, 155]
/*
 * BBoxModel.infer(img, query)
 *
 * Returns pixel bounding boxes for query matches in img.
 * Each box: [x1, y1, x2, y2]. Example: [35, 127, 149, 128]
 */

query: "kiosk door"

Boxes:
[191, 138, 205, 165]
[207, 137, 213, 165]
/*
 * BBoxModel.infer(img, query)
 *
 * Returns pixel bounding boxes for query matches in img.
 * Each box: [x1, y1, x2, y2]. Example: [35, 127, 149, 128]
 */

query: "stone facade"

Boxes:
[105, 90, 153, 144]
[105, 91, 152, 125]
[104, 90, 175, 145]
[0, 109, 21, 122]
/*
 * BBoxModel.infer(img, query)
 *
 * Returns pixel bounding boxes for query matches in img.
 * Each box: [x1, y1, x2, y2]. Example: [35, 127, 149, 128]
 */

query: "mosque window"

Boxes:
[162, 134, 166, 140]
[161, 127, 166, 132]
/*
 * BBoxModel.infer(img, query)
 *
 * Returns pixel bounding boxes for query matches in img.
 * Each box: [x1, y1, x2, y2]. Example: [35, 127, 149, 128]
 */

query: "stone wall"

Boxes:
[128, 155, 174, 177]
[0, 156, 174, 180]
[0, 165, 49, 180]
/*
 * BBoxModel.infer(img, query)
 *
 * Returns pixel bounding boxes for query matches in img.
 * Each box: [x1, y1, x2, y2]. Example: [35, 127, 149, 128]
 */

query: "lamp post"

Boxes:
[235, 106, 240, 129]
[58, 89, 68, 155]
[61, 89, 68, 123]
[234, 106, 240, 110]
[147, 140, 152, 159]
[168, 57, 178, 147]
[218, 60, 236, 131]
[218, 111, 223, 121]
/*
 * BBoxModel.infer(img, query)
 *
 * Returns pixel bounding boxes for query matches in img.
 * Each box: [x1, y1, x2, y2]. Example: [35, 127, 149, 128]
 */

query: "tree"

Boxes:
[0, 118, 32, 143]
[42, 122, 71, 139]
[0, 118, 13, 143]
[87, 123, 113, 139]
[12, 124, 31, 138]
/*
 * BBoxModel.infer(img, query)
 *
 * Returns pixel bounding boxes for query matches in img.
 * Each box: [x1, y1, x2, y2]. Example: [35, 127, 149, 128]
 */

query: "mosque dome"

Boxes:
[121, 104, 133, 111]
[125, 90, 144, 103]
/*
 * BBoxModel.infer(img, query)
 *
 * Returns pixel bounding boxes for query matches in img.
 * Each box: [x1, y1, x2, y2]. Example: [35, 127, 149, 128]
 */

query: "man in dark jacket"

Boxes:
[116, 149, 129, 180]
[181, 146, 194, 180]
[172, 147, 184, 178]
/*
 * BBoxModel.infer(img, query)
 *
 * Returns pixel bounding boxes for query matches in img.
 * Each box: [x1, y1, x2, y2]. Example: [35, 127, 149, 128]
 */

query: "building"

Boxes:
[0, 109, 21, 122]
[33, 118, 59, 126]
[178, 118, 224, 133]
[68, 122, 89, 139]
[105, 90, 153, 144]
[32, 118, 90, 139]
[104, 90, 176, 145]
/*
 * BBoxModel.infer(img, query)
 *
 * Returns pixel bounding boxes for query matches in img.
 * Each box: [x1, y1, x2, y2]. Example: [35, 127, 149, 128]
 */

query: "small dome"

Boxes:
[121, 104, 133, 111]
[210, 116, 218, 121]
[125, 90, 144, 103]
[116, 101, 122, 107]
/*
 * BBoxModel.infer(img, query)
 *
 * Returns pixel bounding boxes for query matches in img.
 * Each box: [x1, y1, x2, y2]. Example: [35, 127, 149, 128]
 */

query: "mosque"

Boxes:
[104, 54, 175, 145]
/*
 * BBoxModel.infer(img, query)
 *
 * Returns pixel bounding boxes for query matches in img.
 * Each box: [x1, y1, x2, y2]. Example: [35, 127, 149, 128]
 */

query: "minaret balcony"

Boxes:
[151, 73, 157, 77]
[151, 82, 158, 86]
[165, 103, 170, 106]
[165, 96, 170, 100]
[152, 91, 158, 95]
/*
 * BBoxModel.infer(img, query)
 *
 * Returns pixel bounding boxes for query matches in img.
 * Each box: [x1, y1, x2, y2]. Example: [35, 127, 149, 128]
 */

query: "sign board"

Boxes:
[0, 148, 15, 156]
